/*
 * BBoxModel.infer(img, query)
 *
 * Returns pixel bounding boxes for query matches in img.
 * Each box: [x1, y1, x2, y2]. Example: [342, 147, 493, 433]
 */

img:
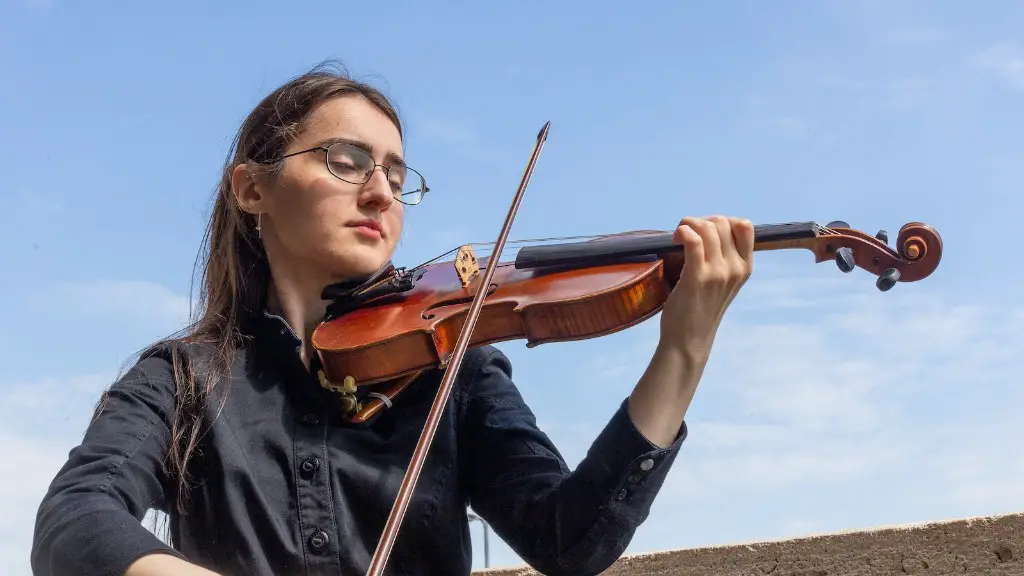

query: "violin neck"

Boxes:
[514, 221, 820, 269]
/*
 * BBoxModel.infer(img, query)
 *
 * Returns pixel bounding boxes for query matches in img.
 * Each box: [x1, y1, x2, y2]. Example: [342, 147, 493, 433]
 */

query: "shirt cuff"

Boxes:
[576, 398, 688, 527]
[38, 506, 186, 576]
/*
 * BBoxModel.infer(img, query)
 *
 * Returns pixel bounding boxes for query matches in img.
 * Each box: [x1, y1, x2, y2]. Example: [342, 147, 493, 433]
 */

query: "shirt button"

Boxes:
[616, 489, 628, 500]
[302, 413, 319, 425]
[309, 529, 329, 552]
[639, 458, 655, 471]
[299, 457, 320, 478]
[627, 473, 641, 484]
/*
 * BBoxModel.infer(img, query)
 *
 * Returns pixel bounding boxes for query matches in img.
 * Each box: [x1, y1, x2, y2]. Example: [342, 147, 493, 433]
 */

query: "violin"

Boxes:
[309, 122, 943, 575]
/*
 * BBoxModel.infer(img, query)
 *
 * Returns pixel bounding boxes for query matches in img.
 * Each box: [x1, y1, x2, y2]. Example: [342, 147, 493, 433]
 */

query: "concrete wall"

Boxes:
[473, 512, 1022, 575]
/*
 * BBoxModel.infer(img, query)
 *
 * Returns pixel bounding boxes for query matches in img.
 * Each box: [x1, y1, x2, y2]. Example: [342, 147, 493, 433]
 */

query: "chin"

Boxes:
[324, 248, 392, 282]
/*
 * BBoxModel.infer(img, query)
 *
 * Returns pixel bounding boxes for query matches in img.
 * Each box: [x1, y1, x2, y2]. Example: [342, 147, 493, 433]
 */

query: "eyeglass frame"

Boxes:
[277, 140, 429, 206]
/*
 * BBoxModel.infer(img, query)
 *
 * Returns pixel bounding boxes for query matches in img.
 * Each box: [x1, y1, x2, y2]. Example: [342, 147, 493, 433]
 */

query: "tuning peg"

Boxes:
[827, 220, 849, 229]
[834, 247, 855, 273]
[876, 268, 900, 291]
[875, 229, 888, 244]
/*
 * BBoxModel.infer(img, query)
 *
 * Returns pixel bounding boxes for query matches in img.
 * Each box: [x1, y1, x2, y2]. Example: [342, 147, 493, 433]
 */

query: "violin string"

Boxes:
[346, 224, 851, 299]
[402, 223, 848, 279]
[407, 230, 676, 272]
[406, 233, 614, 272]
[339, 222, 864, 303]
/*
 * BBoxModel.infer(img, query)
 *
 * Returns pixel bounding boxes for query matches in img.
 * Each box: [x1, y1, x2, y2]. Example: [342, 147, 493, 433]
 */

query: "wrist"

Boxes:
[654, 333, 712, 372]
[640, 337, 709, 399]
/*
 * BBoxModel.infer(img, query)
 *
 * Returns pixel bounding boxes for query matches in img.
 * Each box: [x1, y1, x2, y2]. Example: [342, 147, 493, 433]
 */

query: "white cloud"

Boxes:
[817, 74, 865, 91]
[811, 73, 936, 114]
[32, 279, 192, 332]
[419, 117, 479, 150]
[877, 26, 948, 47]
[648, 276, 1019, 546]
[0, 373, 114, 575]
[671, 276, 1018, 475]
[762, 115, 812, 140]
[0, 280, 191, 575]
[17, 190, 63, 213]
[0, 432, 74, 573]
[975, 42, 1024, 93]
[881, 76, 934, 110]
[471, 266, 1023, 568]
[412, 115, 501, 163]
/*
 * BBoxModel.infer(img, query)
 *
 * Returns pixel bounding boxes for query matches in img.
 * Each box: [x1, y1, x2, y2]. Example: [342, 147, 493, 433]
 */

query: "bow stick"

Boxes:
[365, 121, 552, 576]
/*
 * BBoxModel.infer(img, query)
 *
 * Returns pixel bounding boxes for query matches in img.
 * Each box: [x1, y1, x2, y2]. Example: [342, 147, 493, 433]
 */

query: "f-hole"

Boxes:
[422, 284, 498, 320]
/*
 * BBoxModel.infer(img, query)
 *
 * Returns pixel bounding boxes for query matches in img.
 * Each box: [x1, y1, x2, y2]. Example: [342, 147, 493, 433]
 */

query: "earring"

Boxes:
[256, 211, 262, 239]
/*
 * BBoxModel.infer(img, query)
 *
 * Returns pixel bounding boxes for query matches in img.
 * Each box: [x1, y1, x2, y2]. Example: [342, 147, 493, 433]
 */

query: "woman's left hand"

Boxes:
[658, 215, 755, 362]
[625, 215, 754, 447]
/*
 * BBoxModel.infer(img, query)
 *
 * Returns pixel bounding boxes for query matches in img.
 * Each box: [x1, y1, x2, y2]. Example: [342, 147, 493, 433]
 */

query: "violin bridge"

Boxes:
[455, 244, 480, 287]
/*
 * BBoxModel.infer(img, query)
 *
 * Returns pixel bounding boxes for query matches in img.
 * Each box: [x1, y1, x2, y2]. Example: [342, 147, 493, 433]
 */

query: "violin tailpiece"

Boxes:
[455, 245, 480, 287]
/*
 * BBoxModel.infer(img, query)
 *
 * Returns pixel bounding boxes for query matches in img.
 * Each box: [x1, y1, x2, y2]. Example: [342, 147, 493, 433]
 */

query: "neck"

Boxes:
[263, 251, 391, 368]
[265, 273, 330, 368]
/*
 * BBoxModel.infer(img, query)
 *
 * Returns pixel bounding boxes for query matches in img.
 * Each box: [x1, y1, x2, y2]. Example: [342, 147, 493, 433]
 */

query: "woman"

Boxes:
[31, 63, 754, 576]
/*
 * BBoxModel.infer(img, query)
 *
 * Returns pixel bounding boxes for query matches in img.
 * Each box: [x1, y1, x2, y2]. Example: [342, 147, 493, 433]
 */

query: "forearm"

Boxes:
[466, 346, 690, 575]
[476, 422, 685, 576]
[32, 497, 189, 576]
[126, 553, 222, 576]
[627, 339, 706, 448]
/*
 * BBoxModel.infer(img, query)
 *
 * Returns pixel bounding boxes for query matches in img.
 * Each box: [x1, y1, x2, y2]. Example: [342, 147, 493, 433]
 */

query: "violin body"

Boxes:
[312, 248, 674, 388]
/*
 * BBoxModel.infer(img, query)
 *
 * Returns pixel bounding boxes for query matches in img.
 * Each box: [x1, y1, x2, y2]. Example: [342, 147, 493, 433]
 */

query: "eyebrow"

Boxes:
[317, 136, 406, 167]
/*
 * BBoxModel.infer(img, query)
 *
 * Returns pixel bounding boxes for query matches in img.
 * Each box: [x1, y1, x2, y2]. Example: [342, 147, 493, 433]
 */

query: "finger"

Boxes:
[673, 224, 705, 279]
[708, 215, 736, 261]
[730, 217, 755, 267]
[682, 216, 720, 263]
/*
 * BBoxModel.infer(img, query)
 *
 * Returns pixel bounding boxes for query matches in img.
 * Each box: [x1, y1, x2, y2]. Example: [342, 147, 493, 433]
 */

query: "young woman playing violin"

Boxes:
[31, 65, 754, 576]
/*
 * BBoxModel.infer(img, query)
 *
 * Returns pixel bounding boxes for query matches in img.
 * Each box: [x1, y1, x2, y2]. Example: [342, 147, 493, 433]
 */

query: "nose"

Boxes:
[359, 166, 396, 209]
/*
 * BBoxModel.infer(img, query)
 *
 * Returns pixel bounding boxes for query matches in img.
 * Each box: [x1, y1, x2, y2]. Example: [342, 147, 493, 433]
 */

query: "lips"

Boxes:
[347, 218, 384, 237]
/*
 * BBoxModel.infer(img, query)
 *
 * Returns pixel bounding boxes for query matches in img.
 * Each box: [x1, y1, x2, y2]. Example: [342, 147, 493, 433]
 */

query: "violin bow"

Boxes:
[364, 121, 552, 576]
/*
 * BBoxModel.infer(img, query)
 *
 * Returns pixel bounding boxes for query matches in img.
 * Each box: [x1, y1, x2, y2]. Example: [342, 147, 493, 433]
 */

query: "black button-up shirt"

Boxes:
[31, 310, 687, 576]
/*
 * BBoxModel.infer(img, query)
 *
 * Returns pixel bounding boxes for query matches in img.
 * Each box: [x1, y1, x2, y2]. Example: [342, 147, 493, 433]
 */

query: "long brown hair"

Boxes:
[120, 61, 403, 514]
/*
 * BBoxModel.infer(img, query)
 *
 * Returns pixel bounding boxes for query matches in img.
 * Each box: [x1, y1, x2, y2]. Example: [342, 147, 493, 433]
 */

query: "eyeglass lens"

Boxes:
[327, 143, 426, 205]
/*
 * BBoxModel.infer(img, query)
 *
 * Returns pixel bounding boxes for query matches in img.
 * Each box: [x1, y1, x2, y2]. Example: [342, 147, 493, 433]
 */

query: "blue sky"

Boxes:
[2, 0, 1023, 572]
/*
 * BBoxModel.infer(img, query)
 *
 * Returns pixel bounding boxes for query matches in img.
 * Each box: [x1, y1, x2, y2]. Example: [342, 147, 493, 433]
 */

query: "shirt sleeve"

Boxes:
[31, 353, 187, 576]
[459, 346, 687, 576]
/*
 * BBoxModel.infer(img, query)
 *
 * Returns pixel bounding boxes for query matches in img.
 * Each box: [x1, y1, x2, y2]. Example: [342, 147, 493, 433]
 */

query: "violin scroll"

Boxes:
[818, 221, 942, 291]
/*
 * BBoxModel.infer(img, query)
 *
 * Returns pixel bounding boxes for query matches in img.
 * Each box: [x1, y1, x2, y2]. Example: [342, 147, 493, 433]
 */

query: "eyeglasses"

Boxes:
[279, 141, 429, 205]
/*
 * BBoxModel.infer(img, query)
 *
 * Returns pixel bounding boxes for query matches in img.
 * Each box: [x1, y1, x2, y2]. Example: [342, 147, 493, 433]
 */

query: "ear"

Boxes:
[231, 163, 264, 216]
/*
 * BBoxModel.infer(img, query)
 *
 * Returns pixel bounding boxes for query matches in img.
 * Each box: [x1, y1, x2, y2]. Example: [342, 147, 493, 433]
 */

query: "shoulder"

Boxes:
[130, 338, 218, 384]
[458, 344, 513, 386]
[453, 345, 530, 410]
[102, 338, 220, 416]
